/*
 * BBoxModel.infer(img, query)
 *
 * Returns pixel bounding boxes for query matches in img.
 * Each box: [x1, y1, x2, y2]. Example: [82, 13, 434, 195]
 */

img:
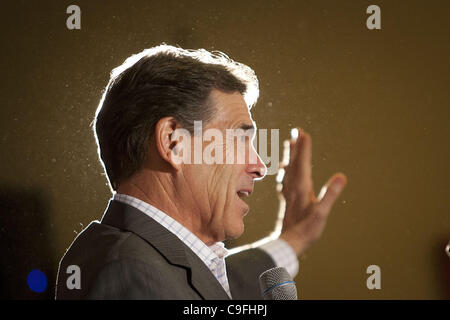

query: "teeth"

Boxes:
[238, 191, 249, 197]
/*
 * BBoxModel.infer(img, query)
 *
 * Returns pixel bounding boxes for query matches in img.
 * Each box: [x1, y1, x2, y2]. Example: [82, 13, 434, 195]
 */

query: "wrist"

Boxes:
[279, 230, 309, 256]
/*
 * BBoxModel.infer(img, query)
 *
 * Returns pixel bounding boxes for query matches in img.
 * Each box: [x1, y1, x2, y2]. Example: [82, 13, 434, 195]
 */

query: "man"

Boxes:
[55, 45, 347, 299]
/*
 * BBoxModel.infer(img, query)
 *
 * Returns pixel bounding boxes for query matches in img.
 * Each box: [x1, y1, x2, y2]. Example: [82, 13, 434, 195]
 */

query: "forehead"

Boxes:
[207, 89, 254, 129]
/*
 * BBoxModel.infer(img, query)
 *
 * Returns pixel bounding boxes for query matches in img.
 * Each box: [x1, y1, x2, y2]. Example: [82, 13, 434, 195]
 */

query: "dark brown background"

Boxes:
[1, 0, 449, 299]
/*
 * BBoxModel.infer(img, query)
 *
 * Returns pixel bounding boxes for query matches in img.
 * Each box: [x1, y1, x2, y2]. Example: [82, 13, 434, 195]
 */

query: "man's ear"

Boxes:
[154, 117, 187, 170]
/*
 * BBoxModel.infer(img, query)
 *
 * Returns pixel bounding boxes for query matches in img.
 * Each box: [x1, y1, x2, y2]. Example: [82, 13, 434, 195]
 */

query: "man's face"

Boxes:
[181, 89, 267, 243]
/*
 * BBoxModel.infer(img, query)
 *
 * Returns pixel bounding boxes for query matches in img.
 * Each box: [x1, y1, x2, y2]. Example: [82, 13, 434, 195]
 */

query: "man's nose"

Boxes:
[247, 154, 267, 180]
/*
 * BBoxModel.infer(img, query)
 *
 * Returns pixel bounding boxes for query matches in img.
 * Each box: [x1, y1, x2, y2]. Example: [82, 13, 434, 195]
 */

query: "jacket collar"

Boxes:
[100, 199, 230, 300]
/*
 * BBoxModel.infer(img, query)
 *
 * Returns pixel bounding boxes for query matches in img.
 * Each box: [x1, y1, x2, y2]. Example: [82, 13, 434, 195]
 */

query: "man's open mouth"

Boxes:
[237, 191, 250, 198]
[236, 188, 253, 198]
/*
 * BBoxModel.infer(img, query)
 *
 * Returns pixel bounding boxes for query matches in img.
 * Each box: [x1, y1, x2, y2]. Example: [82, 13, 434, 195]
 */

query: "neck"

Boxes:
[116, 170, 216, 246]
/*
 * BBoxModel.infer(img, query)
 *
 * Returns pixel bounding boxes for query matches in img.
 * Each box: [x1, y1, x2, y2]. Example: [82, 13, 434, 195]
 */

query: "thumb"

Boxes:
[317, 173, 347, 214]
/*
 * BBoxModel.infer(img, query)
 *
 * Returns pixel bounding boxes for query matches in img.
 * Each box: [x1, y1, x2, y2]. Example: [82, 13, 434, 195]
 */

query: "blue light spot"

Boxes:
[27, 269, 47, 293]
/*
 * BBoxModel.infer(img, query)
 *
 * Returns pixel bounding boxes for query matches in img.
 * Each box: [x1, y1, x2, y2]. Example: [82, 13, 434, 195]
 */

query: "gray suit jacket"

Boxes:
[55, 200, 276, 299]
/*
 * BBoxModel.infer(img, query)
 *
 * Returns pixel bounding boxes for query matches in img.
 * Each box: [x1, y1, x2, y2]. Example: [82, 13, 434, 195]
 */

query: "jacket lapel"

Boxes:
[100, 200, 230, 300]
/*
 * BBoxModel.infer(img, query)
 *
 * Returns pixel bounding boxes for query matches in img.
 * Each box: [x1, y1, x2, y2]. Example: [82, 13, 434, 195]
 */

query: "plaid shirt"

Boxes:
[113, 193, 298, 298]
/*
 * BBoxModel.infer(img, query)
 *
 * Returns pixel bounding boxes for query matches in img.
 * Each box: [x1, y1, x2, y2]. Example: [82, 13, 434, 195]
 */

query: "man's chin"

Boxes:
[225, 219, 245, 241]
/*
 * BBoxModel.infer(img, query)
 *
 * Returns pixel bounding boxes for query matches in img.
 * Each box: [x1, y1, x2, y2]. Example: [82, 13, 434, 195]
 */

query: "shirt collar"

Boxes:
[112, 193, 229, 266]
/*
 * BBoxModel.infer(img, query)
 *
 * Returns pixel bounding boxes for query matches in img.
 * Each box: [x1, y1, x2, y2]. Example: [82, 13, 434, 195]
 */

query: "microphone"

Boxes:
[259, 267, 297, 300]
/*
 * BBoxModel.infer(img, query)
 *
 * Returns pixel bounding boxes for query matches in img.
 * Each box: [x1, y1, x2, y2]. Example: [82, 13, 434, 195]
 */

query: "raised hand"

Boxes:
[278, 128, 347, 255]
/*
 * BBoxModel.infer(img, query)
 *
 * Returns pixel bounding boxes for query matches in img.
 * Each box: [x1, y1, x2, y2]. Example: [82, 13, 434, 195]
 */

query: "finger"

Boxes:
[291, 128, 313, 190]
[281, 128, 301, 167]
[289, 128, 299, 164]
[281, 139, 290, 167]
[298, 129, 312, 178]
[290, 127, 299, 141]
[317, 173, 347, 215]
[275, 167, 285, 185]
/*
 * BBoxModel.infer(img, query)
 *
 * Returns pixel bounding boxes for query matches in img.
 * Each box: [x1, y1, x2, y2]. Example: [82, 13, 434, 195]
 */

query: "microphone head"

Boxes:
[259, 267, 297, 300]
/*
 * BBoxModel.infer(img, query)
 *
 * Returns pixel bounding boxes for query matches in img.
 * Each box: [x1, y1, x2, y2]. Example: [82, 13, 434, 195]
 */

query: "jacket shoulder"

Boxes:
[55, 221, 192, 299]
